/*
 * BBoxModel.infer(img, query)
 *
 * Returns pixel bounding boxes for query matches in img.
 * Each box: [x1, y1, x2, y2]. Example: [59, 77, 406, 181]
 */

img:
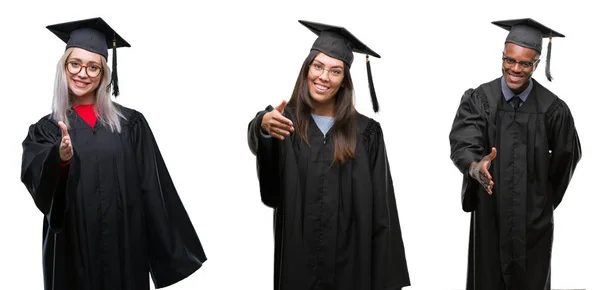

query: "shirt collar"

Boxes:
[501, 76, 533, 102]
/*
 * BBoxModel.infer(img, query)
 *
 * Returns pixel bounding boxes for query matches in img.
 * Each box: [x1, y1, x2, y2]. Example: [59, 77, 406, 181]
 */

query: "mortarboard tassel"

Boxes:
[111, 37, 119, 97]
[366, 55, 379, 113]
[545, 37, 553, 82]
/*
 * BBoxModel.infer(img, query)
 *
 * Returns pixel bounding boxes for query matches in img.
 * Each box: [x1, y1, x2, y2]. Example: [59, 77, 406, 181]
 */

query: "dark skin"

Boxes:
[471, 43, 540, 195]
[469, 148, 496, 195]
[501, 42, 540, 93]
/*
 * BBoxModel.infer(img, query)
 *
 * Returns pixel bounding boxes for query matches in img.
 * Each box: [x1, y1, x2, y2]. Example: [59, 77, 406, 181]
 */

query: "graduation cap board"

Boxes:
[299, 20, 381, 113]
[47, 17, 130, 96]
[492, 18, 564, 81]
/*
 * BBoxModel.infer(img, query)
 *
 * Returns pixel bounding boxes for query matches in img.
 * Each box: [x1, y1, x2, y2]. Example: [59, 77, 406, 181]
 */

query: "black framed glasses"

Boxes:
[502, 53, 539, 69]
[66, 61, 103, 78]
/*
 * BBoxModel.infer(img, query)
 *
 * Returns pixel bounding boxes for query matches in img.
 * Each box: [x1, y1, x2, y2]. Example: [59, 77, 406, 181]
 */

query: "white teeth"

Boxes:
[315, 84, 329, 90]
[509, 75, 522, 81]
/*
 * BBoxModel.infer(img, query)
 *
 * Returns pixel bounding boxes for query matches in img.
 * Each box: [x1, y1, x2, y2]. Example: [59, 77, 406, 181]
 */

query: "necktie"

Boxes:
[510, 96, 523, 112]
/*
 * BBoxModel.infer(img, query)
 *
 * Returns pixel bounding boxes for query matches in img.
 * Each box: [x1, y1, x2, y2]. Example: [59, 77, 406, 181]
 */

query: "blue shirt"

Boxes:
[311, 114, 335, 137]
[501, 76, 533, 107]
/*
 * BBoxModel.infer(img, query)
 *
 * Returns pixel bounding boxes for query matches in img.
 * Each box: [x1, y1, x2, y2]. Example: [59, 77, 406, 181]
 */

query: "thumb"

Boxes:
[274, 100, 287, 114]
[58, 121, 69, 137]
[488, 147, 497, 161]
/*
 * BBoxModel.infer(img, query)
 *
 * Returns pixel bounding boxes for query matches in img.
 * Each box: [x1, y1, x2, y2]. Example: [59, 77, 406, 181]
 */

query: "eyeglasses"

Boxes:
[502, 53, 539, 69]
[66, 61, 103, 78]
[309, 63, 344, 79]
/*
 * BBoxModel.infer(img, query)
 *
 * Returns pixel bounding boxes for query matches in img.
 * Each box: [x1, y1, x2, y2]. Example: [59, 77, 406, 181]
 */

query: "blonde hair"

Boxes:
[51, 47, 124, 133]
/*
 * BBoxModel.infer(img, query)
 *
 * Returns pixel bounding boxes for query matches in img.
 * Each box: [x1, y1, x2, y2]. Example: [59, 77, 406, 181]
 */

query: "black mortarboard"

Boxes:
[299, 20, 381, 112]
[492, 18, 565, 81]
[47, 17, 130, 96]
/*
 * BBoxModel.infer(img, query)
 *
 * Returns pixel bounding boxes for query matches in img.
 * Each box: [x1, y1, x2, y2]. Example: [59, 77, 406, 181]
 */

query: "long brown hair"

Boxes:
[287, 50, 358, 163]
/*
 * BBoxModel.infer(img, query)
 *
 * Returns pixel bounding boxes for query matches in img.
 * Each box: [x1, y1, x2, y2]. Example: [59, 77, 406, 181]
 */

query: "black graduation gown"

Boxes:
[21, 104, 207, 290]
[449, 77, 581, 290]
[247, 106, 410, 290]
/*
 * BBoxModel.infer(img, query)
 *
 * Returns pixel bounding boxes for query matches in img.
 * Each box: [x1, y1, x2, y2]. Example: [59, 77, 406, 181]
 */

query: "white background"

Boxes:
[0, 0, 597, 289]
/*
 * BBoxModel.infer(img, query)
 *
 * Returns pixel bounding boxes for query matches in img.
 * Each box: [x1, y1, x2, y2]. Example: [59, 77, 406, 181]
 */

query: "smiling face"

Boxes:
[307, 52, 345, 107]
[65, 47, 104, 102]
[502, 42, 539, 93]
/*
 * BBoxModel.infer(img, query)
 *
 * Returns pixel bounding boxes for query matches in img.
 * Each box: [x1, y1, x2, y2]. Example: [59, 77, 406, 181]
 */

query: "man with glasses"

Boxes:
[448, 18, 582, 290]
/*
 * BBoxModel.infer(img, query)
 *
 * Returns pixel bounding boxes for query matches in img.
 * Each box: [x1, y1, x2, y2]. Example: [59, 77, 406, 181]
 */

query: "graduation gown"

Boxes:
[449, 77, 581, 290]
[247, 106, 410, 290]
[21, 104, 207, 290]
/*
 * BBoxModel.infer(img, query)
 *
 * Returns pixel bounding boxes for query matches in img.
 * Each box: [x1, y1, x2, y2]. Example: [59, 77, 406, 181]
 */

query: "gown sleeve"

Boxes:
[366, 120, 411, 289]
[247, 105, 281, 208]
[20, 117, 80, 233]
[131, 111, 206, 288]
[449, 89, 488, 212]
[546, 99, 582, 209]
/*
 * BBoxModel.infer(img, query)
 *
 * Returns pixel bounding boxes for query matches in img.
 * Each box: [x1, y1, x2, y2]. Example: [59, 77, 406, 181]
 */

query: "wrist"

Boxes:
[260, 113, 269, 133]
[60, 159, 71, 166]
[468, 161, 478, 177]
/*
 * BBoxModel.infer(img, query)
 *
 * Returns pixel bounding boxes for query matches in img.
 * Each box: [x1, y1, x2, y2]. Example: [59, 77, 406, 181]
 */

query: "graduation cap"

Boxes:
[299, 20, 381, 113]
[47, 17, 130, 97]
[492, 18, 565, 82]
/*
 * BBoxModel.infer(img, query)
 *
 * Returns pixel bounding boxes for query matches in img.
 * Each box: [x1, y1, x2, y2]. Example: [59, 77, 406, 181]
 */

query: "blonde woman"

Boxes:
[20, 17, 206, 290]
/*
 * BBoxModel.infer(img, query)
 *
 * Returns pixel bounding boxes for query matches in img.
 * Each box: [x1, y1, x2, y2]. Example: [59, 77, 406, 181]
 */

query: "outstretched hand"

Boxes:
[469, 147, 497, 195]
[261, 100, 294, 140]
[58, 121, 73, 162]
